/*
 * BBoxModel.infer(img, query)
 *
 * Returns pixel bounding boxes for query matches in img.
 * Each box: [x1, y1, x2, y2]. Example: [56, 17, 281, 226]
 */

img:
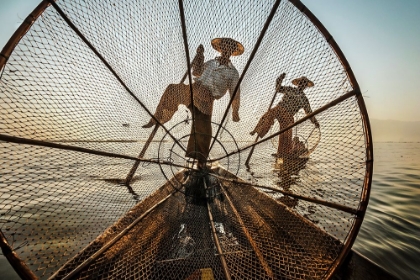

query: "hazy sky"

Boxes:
[1, 0, 419, 122]
[302, 0, 420, 122]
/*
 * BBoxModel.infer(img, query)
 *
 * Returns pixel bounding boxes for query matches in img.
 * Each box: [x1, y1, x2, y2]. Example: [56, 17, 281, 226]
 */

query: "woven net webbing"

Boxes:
[0, 0, 372, 279]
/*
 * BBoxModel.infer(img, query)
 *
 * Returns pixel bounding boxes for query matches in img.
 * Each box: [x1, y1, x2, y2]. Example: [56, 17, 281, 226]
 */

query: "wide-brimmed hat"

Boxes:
[292, 76, 314, 87]
[211, 38, 244, 56]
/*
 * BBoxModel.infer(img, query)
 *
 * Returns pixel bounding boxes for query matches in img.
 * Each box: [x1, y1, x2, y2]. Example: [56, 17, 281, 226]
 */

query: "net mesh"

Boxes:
[0, 0, 372, 279]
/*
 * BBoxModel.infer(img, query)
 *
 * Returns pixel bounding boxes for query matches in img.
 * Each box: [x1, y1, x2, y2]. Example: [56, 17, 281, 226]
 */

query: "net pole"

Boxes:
[0, 1, 50, 72]
[289, 0, 359, 90]
[214, 175, 360, 215]
[57, 194, 173, 280]
[178, 0, 199, 164]
[124, 124, 160, 185]
[220, 184, 275, 278]
[323, 92, 374, 280]
[303, 126, 321, 157]
[204, 179, 232, 280]
[0, 230, 38, 280]
[0, 134, 188, 169]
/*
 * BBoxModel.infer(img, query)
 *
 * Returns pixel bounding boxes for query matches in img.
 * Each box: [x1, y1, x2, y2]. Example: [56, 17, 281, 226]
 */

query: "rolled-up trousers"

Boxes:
[150, 82, 214, 163]
[274, 106, 294, 158]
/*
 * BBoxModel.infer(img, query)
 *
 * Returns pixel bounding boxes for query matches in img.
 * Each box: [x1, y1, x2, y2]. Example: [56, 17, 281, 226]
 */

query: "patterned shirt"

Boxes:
[195, 59, 240, 100]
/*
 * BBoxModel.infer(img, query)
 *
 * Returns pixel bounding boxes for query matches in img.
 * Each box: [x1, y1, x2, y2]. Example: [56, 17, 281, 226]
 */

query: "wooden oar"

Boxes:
[245, 74, 284, 167]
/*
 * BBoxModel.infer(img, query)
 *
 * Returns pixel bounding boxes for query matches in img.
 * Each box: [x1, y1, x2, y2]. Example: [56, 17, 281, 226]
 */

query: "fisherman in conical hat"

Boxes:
[143, 38, 244, 168]
[250, 73, 319, 159]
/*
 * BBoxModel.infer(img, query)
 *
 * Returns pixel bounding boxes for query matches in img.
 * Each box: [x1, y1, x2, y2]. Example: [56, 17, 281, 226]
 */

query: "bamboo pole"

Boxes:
[325, 93, 374, 280]
[57, 194, 173, 280]
[124, 124, 160, 184]
[0, 1, 50, 72]
[220, 184, 275, 278]
[213, 174, 360, 216]
[178, 0, 197, 152]
[204, 179, 232, 280]
[0, 230, 38, 280]
[245, 75, 284, 167]
[286, 3, 373, 278]
[0, 134, 188, 170]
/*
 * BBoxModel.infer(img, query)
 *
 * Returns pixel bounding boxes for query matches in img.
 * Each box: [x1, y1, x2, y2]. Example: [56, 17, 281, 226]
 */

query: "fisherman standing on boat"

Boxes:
[250, 73, 319, 159]
[143, 38, 243, 168]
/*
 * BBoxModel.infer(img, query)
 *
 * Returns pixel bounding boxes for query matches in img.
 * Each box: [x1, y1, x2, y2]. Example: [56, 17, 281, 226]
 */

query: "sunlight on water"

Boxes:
[1, 143, 419, 279]
[353, 142, 420, 279]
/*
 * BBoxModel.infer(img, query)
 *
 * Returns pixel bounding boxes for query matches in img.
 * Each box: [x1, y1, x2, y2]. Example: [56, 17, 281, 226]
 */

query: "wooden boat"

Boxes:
[0, 0, 395, 279]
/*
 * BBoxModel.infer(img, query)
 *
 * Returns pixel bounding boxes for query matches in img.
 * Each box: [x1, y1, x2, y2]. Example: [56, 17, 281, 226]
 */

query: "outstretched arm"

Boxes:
[191, 44, 204, 77]
[275, 73, 296, 100]
[303, 96, 320, 128]
[229, 74, 240, 122]
[230, 87, 240, 122]
[275, 72, 286, 92]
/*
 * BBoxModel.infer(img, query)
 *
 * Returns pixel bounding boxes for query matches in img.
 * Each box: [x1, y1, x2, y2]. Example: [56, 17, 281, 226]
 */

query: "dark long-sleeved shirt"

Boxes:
[277, 86, 312, 116]
[276, 86, 317, 124]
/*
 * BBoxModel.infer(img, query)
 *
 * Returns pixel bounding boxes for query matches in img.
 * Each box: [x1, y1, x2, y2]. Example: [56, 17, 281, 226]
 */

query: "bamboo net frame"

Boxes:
[0, 0, 372, 279]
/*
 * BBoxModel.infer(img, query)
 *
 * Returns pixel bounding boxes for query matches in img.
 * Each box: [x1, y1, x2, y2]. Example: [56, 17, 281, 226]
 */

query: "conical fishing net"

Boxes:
[0, 0, 372, 279]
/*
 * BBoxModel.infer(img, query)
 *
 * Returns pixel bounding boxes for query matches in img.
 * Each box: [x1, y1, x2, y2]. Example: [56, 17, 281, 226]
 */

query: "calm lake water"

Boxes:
[352, 142, 420, 279]
[1, 142, 419, 279]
